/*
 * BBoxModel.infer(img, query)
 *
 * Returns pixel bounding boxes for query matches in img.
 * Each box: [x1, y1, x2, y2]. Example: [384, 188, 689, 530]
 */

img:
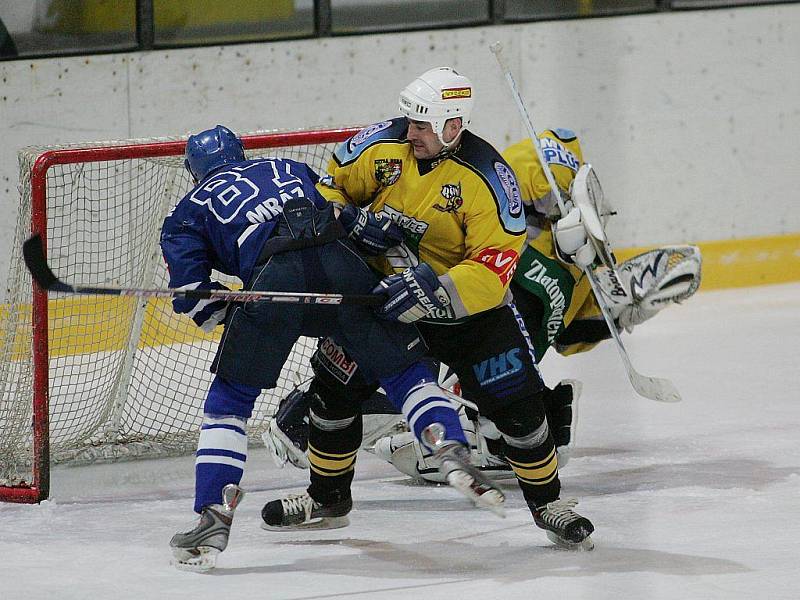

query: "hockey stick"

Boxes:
[490, 42, 681, 403]
[22, 234, 384, 306]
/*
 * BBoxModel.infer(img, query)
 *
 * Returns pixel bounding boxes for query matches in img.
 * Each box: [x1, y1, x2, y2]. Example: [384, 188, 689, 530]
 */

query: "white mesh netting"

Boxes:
[0, 128, 354, 489]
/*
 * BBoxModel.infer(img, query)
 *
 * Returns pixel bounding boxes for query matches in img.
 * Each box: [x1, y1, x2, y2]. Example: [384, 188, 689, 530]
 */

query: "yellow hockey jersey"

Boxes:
[318, 117, 527, 320]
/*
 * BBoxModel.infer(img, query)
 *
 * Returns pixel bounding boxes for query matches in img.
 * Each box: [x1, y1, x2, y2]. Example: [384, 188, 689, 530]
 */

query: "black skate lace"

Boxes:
[281, 493, 315, 519]
[539, 498, 582, 528]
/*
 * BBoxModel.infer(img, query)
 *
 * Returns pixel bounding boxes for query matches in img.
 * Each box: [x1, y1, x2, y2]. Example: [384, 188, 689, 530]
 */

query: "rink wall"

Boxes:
[1, 3, 798, 300]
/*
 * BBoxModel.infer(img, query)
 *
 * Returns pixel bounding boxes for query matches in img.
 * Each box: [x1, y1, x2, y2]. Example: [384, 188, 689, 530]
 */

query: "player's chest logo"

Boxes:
[433, 182, 463, 213]
[374, 159, 402, 186]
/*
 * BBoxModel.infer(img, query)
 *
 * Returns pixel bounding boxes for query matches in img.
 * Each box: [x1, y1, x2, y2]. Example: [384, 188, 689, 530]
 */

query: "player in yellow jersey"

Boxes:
[261, 67, 595, 550]
[369, 131, 701, 481]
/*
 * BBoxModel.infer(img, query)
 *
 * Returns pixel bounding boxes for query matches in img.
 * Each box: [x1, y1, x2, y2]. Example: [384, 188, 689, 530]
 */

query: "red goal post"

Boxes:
[0, 126, 360, 503]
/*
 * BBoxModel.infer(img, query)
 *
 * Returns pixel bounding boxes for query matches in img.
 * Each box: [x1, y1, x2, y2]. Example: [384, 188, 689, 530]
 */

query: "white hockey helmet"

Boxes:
[399, 67, 474, 148]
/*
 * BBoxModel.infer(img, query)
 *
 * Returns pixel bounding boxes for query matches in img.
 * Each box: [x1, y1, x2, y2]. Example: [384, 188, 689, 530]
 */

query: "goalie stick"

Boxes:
[22, 234, 383, 306]
[490, 42, 681, 403]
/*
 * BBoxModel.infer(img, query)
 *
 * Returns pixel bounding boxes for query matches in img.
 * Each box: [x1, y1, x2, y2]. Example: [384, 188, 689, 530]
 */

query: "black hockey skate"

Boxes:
[261, 492, 352, 531]
[532, 498, 594, 551]
[424, 423, 506, 517]
[263, 387, 311, 469]
[170, 484, 244, 571]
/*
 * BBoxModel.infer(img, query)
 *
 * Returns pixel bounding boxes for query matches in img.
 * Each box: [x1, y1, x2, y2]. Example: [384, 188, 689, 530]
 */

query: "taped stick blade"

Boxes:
[23, 234, 70, 292]
[630, 372, 682, 403]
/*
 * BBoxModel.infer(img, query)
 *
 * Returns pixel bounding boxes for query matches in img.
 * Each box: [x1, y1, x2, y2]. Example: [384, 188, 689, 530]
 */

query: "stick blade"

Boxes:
[630, 372, 682, 403]
[22, 234, 69, 292]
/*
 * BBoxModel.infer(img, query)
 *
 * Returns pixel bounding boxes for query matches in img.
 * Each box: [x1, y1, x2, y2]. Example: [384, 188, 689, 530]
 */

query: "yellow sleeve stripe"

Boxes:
[513, 468, 559, 487]
[506, 447, 556, 469]
[308, 443, 358, 474]
[507, 450, 559, 483]
[310, 463, 356, 477]
[308, 443, 358, 460]
[309, 454, 356, 472]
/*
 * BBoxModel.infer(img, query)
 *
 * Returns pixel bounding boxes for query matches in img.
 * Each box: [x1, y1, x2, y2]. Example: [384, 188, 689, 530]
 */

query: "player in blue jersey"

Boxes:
[164, 125, 502, 571]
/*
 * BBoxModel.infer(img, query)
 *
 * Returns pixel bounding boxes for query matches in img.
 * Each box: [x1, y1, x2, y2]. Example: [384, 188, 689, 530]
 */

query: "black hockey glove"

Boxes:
[338, 204, 404, 256]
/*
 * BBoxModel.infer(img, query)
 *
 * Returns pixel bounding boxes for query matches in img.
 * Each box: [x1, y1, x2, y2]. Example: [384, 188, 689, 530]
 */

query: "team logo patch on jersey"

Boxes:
[381, 204, 428, 244]
[473, 348, 523, 386]
[316, 337, 358, 384]
[350, 120, 392, 150]
[474, 247, 520, 286]
[541, 137, 580, 172]
[441, 87, 472, 99]
[374, 159, 402, 186]
[433, 183, 463, 213]
[493, 162, 522, 218]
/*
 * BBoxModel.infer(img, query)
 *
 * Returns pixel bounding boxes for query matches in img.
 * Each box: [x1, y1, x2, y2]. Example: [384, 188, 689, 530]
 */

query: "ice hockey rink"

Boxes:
[1, 281, 798, 600]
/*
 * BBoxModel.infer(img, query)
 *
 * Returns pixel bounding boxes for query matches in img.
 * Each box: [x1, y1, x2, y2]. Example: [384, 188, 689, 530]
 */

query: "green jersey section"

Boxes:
[514, 246, 576, 360]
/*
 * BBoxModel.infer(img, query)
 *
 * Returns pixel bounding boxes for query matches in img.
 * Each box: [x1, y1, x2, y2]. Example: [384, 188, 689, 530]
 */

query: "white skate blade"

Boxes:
[171, 546, 220, 572]
[260, 515, 350, 532]
[446, 470, 506, 518]
[545, 531, 594, 551]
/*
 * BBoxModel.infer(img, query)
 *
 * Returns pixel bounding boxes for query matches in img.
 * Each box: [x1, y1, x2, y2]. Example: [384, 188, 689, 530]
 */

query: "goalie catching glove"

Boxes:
[372, 262, 451, 323]
[595, 245, 702, 332]
[338, 204, 404, 256]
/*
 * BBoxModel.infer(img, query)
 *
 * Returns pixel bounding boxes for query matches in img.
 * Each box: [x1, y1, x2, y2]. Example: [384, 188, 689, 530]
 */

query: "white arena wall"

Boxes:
[0, 4, 798, 297]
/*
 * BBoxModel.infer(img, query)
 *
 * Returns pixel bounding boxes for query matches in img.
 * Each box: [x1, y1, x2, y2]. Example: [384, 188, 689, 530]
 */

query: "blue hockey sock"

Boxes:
[194, 415, 248, 513]
[380, 362, 467, 452]
[194, 376, 260, 513]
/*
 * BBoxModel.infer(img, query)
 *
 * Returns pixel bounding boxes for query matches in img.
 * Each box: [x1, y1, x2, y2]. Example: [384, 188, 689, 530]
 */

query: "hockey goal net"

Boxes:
[0, 126, 360, 503]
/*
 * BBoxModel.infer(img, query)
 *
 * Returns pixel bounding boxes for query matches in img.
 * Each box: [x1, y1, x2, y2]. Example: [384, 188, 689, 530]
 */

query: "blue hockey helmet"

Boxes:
[184, 125, 245, 181]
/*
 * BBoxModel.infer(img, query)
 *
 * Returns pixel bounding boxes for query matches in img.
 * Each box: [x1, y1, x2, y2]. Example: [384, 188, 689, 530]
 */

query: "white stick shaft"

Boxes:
[489, 41, 680, 403]
[490, 42, 567, 215]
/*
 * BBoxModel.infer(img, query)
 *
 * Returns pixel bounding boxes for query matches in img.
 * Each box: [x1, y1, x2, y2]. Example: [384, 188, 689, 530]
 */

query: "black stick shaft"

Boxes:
[22, 234, 383, 306]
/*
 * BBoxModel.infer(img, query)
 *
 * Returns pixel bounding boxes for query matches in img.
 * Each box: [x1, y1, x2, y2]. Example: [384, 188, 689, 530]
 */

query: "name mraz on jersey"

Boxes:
[245, 196, 285, 223]
[245, 184, 306, 224]
[524, 259, 566, 342]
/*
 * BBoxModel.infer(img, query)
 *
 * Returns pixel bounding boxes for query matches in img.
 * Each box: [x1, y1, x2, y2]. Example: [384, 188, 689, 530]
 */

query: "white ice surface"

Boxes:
[1, 283, 799, 600]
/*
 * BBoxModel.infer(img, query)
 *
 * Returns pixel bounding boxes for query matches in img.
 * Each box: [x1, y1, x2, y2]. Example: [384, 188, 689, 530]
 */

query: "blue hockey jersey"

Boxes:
[160, 157, 326, 327]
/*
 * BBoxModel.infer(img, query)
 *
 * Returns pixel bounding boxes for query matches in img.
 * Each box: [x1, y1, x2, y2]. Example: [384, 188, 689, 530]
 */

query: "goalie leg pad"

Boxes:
[373, 411, 514, 484]
[263, 386, 312, 469]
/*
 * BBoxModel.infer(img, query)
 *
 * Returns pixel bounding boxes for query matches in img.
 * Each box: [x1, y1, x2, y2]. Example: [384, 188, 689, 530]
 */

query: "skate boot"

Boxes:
[261, 492, 352, 531]
[262, 387, 311, 469]
[544, 379, 581, 467]
[532, 498, 594, 551]
[423, 423, 506, 517]
[170, 484, 244, 571]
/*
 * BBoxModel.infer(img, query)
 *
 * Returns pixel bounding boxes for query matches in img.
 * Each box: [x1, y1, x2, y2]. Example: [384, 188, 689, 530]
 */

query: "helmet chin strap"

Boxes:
[435, 122, 464, 152]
